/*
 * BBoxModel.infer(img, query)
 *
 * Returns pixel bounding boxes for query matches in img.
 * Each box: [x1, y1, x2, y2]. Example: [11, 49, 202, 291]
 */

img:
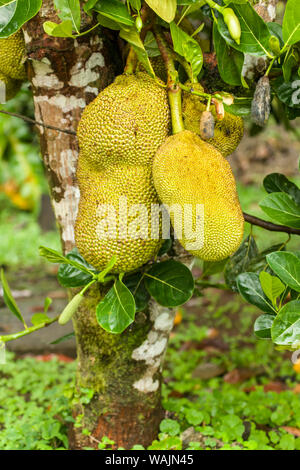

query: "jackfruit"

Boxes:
[0, 30, 26, 81]
[75, 72, 170, 273]
[75, 164, 162, 273]
[0, 72, 21, 101]
[77, 72, 170, 169]
[152, 130, 244, 261]
[182, 83, 244, 157]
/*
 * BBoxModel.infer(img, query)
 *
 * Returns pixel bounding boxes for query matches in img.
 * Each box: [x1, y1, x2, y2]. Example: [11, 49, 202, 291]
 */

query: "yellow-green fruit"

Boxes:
[152, 130, 244, 262]
[75, 163, 162, 273]
[0, 30, 26, 80]
[77, 72, 170, 169]
[183, 83, 244, 157]
[0, 72, 21, 101]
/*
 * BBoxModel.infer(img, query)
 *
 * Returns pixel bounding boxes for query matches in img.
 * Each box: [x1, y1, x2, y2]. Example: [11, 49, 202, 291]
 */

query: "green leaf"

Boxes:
[91, 0, 134, 26]
[120, 27, 155, 77]
[144, 0, 176, 23]
[282, 0, 300, 47]
[170, 21, 203, 78]
[202, 258, 228, 277]
[0, 0, 42, 37]
[144, 260, 194, 308]
[224, 235, 259, 291]
[160, 419, 180, 436]
[31, 313, 51, 326]
[254, 314, 274, 339]
[266, 251, 300, 293]
[57, 250, 98, 287]
[263, 173, 300, 206]
[143, 31, 160, 57]
[129, 0, 141, 11]
[44, 297, 52, 314]
[123, 272, 150, 313]
[50, 332, 75, 345]
[224, 97, 252, 117]
[213, 22, 244, 87]
[39, 246, 95, 275]
[96, 280, 135, 334]
[259, 192, 300, 229]
[237, 272, 277, 314]
[259, 271, 285, 305]
[96, 13, 121, 30]
[272, 71, 300, 109]
[1, 269, 25, 325]
[271, 300, 300, 346]
[282, 47, 299, 82]
[58, 262, 94, 287]
[43, 20, 74, 37]
[216, 3, 272, 57]
[247, 243, 286, 274]
[54, 0, 81, 33]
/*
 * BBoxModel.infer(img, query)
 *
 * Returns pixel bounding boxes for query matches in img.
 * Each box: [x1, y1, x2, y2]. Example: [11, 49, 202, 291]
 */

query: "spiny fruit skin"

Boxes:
[77, 72, 170, 169]
[75, 72, 170, 273]
[0, 72, 21, 101]
[0, 30, 26, 81]
[182, 82, 244, 157]
[152, 130, 244, 262]
[75, 164, 162, 273]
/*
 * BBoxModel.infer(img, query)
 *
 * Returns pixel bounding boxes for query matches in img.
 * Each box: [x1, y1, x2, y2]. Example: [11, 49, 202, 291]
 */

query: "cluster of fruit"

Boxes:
[75, 69, 244, 273]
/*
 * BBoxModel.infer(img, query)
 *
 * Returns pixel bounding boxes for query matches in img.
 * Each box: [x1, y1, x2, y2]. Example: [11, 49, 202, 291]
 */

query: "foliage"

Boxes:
[1, 297, 300, 450]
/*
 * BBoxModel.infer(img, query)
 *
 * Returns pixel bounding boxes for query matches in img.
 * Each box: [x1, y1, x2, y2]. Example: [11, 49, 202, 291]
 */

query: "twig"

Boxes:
[243, 212, 300, 235]
[0, 109, 76, 136]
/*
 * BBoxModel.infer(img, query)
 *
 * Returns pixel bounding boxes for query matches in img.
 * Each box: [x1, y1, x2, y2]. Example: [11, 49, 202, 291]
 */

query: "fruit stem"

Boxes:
[124, 47, 137, 74]
[153, 26, 185, 134]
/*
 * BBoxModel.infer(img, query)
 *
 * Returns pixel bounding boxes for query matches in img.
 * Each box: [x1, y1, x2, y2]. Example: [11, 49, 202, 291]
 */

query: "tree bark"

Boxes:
[23, 1, 176, 450]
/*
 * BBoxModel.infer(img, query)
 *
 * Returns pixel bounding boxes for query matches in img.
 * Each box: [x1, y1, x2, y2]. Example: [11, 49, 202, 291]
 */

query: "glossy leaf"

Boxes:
[170, 21, 203, 78]
[259, 192, 300, 229]
[266, 251, 300, 292]
[263, 173, 300, 206]
[282, 0, 300, 47]
[213, 23, 244, 87]
[31, 313, 51, 326]
[50, 332, 75, 345]
[259, 271, 285, 305]
[272, 72, 300, 109]
[123, 272, 150, 313]
[216, 3, 272, 57]
[224, 235, 258, 291]
[145, 0, 176, 23]
[120, 27, 155, 77]
[54, 0, 81, 33]
[254, 314, 274, 339]
[144, 260, 194, 307]
[247, 244, 286, 274]
[39, 246, 95, 275]
[96, 280, 135, 334]
[96, 13, 121, 30]
[271, 300, 300, 346]
[237, 272, 276, 314]
[43, 20, 74, 37]
[1, 269, 25, 325]
[91, 0, 134, 26]
[0, 0, 42, 37]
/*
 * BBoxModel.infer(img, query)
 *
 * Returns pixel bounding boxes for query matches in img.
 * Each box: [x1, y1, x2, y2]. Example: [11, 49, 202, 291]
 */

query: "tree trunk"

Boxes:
[23, 1, 174, 450]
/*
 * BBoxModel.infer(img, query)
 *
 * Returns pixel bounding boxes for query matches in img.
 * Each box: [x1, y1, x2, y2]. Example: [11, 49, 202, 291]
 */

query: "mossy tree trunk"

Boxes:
[23, 0, 174, 450]
[23, 0, 278, 450]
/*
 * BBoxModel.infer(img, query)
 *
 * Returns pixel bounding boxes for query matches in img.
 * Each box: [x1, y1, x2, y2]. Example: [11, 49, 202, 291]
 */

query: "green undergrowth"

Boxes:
[1, 291, 300, 450]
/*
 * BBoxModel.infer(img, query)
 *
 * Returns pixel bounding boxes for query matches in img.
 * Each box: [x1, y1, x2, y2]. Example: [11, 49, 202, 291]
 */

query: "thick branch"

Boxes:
[243, 212, 300, 235]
